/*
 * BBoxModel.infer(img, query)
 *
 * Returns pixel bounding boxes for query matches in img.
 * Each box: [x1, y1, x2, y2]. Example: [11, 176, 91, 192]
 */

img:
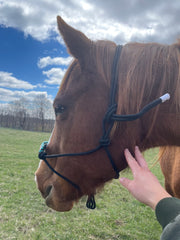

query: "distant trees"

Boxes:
[0, 95, 55, 132]
[33, 94, 53, 131]
[11, 97, 29, 129]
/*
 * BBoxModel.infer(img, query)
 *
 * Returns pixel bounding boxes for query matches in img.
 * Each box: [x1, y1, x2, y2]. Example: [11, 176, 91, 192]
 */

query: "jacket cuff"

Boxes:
[155, 197, 180, 229]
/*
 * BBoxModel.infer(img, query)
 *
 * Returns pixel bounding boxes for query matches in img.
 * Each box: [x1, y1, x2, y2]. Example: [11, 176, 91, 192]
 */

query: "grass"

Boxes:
[0, 127, 164, 240]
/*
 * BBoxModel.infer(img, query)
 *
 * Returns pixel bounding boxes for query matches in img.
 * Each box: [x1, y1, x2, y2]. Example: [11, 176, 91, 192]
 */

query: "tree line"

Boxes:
[0, 95, 55, 132]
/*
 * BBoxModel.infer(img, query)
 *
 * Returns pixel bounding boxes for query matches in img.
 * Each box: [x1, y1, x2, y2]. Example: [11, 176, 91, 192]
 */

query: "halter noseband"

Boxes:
[38, 45, 170, 209]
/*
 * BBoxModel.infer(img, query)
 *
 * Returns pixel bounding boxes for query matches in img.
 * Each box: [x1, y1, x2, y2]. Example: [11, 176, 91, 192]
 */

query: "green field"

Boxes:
[0, 127, 163, 240]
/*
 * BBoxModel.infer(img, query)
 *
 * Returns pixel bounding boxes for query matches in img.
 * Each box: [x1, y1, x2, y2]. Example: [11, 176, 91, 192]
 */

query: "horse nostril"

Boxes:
[44, 185, 53, 198]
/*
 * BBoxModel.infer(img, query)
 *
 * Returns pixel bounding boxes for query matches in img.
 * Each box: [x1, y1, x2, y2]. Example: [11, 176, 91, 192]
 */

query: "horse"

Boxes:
[35, 16, 180, 211]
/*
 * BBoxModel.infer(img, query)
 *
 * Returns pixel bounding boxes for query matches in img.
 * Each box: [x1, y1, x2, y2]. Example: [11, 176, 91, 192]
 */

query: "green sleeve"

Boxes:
[155, 197, 180, 240]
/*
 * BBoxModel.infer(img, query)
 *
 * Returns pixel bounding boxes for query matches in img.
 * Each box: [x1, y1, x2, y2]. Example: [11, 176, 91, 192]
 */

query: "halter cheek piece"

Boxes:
[38, 45, 170, 210]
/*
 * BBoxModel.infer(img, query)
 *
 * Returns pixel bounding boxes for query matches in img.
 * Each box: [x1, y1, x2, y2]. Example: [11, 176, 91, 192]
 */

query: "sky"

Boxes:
[0, 0, 180, 105]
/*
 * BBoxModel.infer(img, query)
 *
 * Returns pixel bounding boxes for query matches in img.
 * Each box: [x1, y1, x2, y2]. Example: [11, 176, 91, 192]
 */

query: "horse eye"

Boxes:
[55, 105, 66, 116]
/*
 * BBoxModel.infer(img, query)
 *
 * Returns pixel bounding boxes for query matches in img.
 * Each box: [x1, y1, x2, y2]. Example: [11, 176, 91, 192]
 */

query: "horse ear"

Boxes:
[57, 16, 91, 62]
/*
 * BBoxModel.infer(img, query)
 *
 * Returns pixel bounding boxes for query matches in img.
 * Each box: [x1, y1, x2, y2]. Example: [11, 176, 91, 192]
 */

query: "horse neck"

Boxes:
[110, 103, 180, 172]
[138, 105, 180, 150]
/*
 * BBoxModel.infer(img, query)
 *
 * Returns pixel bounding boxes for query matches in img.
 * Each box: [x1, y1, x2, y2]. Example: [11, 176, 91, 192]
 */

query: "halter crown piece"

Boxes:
[38, 45, 170, 209]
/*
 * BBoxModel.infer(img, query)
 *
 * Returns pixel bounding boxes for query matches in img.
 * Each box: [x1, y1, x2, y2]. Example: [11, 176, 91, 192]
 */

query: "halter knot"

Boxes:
[104, 104, 117, 123]
[38, 151, 47, 160]
[99, 138, 110, 147]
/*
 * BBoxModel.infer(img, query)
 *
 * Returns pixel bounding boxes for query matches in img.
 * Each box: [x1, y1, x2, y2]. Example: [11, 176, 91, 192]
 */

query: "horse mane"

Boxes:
[94, 40, 180, 114]
[116, 41, 180, 114]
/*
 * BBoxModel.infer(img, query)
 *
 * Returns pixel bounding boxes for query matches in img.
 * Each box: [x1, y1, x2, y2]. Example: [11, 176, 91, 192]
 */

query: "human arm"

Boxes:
[119, 146, 180, 239]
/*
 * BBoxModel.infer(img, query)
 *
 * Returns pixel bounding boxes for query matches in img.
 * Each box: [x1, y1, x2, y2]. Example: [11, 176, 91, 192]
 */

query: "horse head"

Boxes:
[35, 16, 129, 211]
[35, 16, 180, 211]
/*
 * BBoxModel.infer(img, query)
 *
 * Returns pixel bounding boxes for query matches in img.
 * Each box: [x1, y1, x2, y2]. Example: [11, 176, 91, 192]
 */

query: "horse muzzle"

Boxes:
[44, 185, 74, 211]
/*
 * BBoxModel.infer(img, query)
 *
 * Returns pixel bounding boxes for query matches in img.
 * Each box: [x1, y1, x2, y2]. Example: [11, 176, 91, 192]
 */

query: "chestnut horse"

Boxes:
[35, 16, 180, 211]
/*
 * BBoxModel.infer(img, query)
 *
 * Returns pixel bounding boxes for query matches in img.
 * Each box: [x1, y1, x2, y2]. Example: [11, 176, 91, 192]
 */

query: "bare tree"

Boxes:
[12, 98, 28, 129]
[33, 94, 54, 131]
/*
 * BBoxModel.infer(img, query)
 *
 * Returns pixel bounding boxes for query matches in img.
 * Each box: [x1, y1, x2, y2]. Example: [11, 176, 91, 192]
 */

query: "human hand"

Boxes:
[119, 146, 172, 210]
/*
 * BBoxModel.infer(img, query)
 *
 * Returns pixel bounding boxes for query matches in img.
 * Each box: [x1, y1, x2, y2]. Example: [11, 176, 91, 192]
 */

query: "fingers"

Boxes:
[119, 177, 131, 190]
[134, 146, 149, 170]
[124, 148, 140, 176]
[124, 146, 149, 178]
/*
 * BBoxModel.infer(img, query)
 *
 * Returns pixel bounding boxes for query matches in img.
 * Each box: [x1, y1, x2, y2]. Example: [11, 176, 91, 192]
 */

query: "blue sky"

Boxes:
[0, 25, 70, 103]
[0, 0, 180, 105]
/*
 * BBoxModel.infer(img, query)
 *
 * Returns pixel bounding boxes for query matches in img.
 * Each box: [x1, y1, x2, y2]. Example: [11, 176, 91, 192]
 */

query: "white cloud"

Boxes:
[42, 68, 65, 85]
[0, 87, 52, 103]
[37, 56, 72, 86]
[0, 0, 57, 41]
[38, 56, 72, 69]
[1, 0, 180, 44]
[0, 71, 36, 89]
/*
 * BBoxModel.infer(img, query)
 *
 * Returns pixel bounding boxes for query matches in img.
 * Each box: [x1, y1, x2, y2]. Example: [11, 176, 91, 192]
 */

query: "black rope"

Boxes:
[109, 45, 123, 106]
[45, 145, 102, 159]
[98, 45, 123, 178]
[42, 158, 80, 190]
[104, 147, 119, 179]
[86, 195, 96, 209]
[112, 98, 162, 122]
